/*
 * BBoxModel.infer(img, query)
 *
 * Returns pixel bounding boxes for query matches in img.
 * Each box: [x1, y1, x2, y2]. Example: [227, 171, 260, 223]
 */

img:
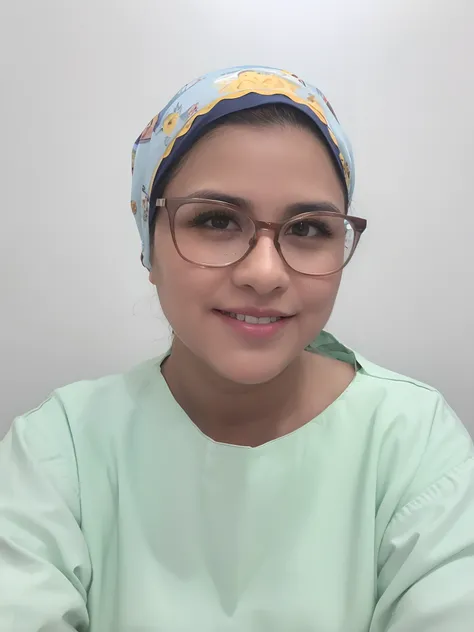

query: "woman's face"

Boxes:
[150, 123, 346, 384]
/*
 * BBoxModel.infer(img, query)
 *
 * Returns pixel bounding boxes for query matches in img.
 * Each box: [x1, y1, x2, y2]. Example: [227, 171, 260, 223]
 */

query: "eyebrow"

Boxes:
[184, 189, 344, 217]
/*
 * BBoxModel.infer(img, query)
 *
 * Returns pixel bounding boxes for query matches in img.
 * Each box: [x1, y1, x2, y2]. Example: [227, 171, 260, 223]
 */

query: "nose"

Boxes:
[231, 234, 291, 295]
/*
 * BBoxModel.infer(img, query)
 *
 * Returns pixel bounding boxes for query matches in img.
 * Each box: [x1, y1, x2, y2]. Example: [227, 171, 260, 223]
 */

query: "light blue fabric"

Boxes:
[130, 65, 355, 269]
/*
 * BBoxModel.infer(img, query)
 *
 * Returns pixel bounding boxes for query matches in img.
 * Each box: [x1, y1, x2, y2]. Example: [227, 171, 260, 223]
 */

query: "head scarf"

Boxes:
[131, 65, 355, 270]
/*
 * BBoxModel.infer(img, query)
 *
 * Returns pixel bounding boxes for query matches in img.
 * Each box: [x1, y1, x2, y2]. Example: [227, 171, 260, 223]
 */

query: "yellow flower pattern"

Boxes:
[218, 71, 300, 95]
[328, 128, 339, 148]
[162, 112, 179, 135]
[306, 94, 328, 125]
[339, 153, 351, 189]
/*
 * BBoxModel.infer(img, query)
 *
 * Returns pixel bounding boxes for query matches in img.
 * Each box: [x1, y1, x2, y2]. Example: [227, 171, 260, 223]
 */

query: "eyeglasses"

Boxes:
[155, 198, 367, 276]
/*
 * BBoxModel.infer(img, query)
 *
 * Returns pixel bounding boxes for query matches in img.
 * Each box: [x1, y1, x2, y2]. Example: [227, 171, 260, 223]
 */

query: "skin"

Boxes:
[149, 124, 354, 446]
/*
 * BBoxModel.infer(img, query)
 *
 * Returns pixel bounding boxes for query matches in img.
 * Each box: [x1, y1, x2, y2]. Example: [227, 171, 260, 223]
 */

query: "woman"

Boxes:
[1, 66, 473, 631]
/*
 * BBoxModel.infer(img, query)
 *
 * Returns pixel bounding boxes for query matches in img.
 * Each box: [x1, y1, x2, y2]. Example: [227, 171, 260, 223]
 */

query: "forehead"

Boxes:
[164, 124, 346, 211]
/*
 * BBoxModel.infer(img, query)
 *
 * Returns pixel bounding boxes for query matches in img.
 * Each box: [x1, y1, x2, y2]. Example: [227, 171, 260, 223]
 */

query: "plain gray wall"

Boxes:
[0, 0, 473, 434]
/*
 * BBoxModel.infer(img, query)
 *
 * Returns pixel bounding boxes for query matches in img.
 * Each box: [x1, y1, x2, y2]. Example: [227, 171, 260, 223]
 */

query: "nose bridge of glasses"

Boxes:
[252, 219, 281, 241]
[245, 220, 283, 260]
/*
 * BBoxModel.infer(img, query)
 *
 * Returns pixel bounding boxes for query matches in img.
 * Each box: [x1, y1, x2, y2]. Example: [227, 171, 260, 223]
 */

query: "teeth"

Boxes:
[223, 311, 282, 324]
[245, 315, 260, 324]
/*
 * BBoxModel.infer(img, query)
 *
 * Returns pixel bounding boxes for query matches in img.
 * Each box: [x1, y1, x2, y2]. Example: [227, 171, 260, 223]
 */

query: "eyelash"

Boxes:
[288, 220, 334, 237]
[188, 210, 235, 226]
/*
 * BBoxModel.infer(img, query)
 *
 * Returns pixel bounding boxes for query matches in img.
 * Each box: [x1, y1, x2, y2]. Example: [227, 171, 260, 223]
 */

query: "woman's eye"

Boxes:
[288, 221, 319, 237]
[206, 216, 233, 230]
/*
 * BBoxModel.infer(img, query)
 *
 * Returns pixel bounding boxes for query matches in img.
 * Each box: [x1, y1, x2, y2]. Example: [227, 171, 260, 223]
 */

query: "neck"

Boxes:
[161, 338, 314, 446]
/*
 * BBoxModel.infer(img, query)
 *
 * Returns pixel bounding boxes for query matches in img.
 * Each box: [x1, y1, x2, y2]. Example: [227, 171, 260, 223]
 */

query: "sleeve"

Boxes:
[370, 397, 474, 631]
[0, 395, 92, 631]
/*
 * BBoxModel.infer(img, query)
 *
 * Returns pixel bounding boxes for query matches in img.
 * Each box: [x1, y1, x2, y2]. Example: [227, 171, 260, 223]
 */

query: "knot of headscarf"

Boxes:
[131, 65, 355, 270]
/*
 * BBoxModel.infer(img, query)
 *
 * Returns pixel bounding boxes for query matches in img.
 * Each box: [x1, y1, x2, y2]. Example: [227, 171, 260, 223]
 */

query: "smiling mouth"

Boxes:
[217, 310, 290, 324]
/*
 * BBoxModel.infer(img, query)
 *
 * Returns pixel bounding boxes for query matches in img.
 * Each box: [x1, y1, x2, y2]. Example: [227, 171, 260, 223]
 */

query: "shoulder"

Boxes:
[54, 356, 164, 422]
[356, 352, 449, 415]
[0, 357, 167, 520]
[355, 350, 465, 436]
[353, 352, 473, 509]
[313, 330, 458, 418]
[7, 356, 166, 455]
[315, 330, 464, 432]
[313, 330, 472, 509]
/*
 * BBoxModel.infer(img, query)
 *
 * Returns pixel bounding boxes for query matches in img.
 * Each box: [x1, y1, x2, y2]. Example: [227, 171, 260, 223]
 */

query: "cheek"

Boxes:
[150, 233, 223, 325]
[150, 235, 189, 308]
[149, 212, 193, 288]
[298, 274, 342, 316]
[151, 255, 197, 335]
[149, 233, 173, 287]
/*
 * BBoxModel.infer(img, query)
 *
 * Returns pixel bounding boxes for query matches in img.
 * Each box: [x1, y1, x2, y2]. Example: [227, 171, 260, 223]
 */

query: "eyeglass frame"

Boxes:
[155, 197, 367, 277]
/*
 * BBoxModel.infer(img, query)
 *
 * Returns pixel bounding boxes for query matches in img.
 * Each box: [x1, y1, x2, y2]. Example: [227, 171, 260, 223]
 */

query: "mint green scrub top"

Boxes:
[1, 334, 473, 631]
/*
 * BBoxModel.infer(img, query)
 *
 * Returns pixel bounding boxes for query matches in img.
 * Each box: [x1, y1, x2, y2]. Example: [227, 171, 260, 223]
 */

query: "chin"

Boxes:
[204, 348, 298, 386]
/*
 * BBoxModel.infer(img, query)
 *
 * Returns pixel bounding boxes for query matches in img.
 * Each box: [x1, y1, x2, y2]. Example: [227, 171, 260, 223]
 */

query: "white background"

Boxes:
[0, 0, 472, 435]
